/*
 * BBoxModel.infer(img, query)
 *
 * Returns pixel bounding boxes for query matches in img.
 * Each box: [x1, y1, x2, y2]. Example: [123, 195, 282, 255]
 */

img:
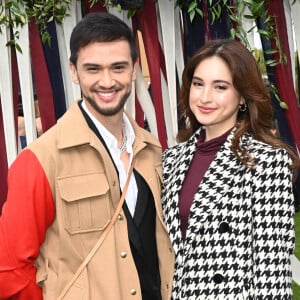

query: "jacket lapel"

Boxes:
[162, 130, 200, 253]
[185, 131, 246, 246]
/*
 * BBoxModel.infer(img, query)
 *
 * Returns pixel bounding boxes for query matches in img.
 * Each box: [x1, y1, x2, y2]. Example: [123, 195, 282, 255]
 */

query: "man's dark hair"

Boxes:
[69, 12, 138, 65]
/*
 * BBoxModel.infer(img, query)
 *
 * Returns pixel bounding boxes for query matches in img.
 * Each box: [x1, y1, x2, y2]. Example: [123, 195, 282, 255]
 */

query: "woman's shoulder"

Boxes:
[242, 134, 292, 164]
[163, 128, 202, 158]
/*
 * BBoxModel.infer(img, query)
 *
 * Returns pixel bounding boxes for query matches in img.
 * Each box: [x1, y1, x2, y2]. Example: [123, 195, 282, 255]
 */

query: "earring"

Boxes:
[239, 103, 247, 112]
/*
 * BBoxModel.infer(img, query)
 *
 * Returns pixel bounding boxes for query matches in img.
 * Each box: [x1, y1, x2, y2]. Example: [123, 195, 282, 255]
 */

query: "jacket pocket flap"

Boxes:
[58, 172, 109, 202]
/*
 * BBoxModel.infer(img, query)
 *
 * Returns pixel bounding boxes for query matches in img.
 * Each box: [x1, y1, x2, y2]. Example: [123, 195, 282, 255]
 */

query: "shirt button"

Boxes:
[120, 252, 127, 258]
[130, 289, 136, 295]
[118, 214, 123, 220]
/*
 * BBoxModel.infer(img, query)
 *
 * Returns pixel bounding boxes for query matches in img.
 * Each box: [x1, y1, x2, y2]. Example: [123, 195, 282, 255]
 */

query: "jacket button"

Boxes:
[213, 273, 224, 284]
[130, 289, 136, 295]
[218, 222, 230, 233]
[120, 252, 127, 258]
[118, 214, 123, 220]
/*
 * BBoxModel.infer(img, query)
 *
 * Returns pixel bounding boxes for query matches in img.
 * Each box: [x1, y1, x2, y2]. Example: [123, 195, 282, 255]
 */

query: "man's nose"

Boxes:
[99, 69, 114, 87]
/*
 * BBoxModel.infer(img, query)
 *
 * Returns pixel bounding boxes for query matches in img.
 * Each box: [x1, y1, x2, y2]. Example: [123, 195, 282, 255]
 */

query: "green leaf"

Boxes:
[279, 101, 288, 109]
[265, 59, 278, 65]
[188, 1, 197, 13]
[15, 42, 22, 53]
[211, 11, 216, 24]
[189, 9, 196, 22]
[243, 0, 254, 5]
[195, 8, 203, 18]
[264, 49, 278, 54]
[251, 1, 265, 14]
[244, 14, 256, 19]
[230, 28, 236, 39]
[257, 29, 271, 38]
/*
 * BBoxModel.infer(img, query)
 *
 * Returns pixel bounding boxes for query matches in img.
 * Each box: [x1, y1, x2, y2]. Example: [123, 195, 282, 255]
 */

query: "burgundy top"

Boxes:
[179, 129, 231, 240]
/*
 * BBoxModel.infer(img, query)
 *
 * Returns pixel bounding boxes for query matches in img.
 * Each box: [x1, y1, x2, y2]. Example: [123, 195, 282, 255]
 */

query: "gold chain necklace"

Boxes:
[119, 123, 127, 152]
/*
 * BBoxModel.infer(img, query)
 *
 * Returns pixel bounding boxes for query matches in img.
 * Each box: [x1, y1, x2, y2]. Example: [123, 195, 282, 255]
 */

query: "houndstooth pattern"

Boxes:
[162, 128, 295, 300]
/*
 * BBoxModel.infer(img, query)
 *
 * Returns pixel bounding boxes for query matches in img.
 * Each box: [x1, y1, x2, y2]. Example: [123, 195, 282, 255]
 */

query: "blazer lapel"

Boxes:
[162, 130, 200, 254]
[185, 131, 246, 246]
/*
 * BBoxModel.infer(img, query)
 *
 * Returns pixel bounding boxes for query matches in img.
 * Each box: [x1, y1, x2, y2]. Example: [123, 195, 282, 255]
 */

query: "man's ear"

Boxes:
[69, 62, 79, 84]
[132, 59, 139, 81]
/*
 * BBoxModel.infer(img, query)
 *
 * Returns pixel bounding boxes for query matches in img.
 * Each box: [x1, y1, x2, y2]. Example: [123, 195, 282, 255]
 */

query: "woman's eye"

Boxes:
[215, 85, 227, 90]
[192, 81, 203, 87]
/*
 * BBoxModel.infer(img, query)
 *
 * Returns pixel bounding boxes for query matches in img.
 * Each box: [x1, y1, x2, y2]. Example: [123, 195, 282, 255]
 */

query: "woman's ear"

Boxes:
[239, 96, 246, 106]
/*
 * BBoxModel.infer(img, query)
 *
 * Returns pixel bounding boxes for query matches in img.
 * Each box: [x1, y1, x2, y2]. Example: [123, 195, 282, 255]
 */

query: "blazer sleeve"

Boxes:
[251, 148, 294, 299]
[0, 149, 55, 299]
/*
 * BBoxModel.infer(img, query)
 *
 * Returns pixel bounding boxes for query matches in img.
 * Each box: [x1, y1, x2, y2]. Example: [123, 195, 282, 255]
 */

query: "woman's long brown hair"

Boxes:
[177, 39, 299, 174]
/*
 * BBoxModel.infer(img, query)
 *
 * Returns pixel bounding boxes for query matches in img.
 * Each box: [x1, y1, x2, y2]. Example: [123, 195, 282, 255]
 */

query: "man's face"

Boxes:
[70, 40, 138, 121]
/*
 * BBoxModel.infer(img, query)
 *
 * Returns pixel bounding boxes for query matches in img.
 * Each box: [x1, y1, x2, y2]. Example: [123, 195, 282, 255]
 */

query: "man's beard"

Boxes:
[82, 90, 130, 116]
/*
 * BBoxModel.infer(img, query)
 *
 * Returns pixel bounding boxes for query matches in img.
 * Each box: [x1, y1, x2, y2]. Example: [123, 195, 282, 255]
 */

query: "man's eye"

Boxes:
[113, 65, 126, 72]
[87, 67, 98, 72]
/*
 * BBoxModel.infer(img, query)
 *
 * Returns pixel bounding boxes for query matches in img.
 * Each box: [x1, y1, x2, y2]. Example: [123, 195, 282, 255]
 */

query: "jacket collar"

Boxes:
[56, 100, 161, 152]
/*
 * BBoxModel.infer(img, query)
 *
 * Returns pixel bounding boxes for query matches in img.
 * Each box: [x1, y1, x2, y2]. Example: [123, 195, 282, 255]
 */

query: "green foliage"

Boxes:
[90, 0, 142, 18]
[293, 281, 300, 300]
[293, 211, 300, 298]
[0, 0, 297, 108]
[0, 0, 71, 49]
[175, 0, 290, 108]
[175, 0, 285, 67]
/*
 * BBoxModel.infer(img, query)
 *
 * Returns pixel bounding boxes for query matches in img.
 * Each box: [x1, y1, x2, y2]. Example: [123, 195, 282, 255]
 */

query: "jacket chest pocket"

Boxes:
[58, 172, 112, 234]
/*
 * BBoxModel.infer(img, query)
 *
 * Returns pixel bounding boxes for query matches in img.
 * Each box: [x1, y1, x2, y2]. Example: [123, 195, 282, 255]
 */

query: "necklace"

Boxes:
[119, 134, 127, 152]
[119, 123, 127, 152]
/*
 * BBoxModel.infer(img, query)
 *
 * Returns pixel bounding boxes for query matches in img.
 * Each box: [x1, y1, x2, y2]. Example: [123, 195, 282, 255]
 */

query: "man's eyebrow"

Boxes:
[82, 63, 100, 68]
[111, 61, 130, 66]
[81, 61, 130, 68]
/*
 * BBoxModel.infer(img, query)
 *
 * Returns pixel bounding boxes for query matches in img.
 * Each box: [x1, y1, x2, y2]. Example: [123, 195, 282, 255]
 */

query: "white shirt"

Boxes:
[81, 101, 138, 216]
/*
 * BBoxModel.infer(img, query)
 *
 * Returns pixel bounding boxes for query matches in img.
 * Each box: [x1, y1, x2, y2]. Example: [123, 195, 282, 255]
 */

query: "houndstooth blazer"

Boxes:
[162, 128, 295, 300]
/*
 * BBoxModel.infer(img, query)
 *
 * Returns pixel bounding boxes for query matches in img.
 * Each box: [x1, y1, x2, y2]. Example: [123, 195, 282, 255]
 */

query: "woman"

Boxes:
[162, 39, 299, 299]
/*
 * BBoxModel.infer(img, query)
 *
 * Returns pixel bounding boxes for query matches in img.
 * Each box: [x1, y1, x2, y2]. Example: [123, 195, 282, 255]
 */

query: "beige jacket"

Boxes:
[28, 101, 174, 299]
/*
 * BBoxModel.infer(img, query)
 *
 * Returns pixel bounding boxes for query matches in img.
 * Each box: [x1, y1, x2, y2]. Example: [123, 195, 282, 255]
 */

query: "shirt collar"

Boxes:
[81, 100, 135, 153]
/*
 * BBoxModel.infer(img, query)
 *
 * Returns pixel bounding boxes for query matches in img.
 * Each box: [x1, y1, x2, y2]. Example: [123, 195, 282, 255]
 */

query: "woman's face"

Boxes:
[189, 56, 244, 141]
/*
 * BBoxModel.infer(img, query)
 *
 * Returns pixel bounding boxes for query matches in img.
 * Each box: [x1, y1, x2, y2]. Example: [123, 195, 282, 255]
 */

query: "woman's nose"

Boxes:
[200, 87, 212, 103]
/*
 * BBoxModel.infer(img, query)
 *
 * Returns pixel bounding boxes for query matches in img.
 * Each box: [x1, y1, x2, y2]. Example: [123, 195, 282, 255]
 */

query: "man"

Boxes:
[0, 12, 174, 300]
